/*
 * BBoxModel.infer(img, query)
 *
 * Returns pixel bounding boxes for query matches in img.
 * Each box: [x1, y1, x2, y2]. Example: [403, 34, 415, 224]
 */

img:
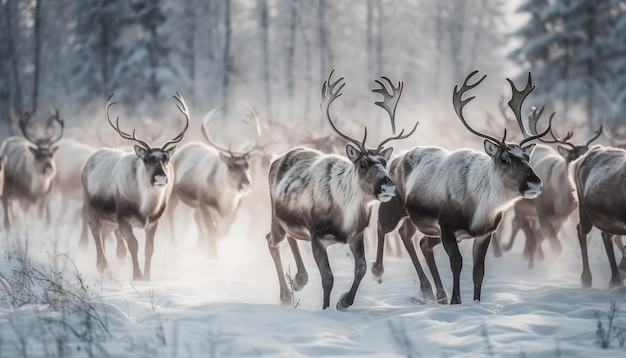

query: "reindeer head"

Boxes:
[527, 107, 603, 164]
[201, 107, 262, 193]
[106, 92, 190, 187]
[321, 70, 419, 202]
[19, 109, 64, 177]
[453, 71, 550, 199]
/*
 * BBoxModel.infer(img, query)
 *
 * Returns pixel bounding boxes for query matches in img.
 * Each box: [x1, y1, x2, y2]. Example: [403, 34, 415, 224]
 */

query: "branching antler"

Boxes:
[372, 76, 418, 151]
[321, 69, 367, 152]
[505, 73, 551, 146]
[372, 76, 403, 135]
[105, 94, 151, 149]
[161, 92, 190, 150]
[202, 107, 260, 156]
[18, 108, 63, 148]
[453, 70, 506, 145]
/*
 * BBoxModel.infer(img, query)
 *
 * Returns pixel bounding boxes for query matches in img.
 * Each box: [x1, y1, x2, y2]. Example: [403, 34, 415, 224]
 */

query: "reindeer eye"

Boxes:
[501, 157, 509, 166]
[359, 161, 367, 170]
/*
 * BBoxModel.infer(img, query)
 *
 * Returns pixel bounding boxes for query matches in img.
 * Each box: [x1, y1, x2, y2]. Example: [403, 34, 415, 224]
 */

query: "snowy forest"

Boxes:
[1, 0, 625, 143]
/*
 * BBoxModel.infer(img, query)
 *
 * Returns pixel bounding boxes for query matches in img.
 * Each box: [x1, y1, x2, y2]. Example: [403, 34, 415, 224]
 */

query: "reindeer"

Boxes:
[569, 142, 626, 288]
[497, 109, 602, 267]
[166, 107, 261, 257]
[81, 93, 189, 281]
[0, 109, 64, 231]
[266, 71, 418, 309]
[372, 71, 550, 304]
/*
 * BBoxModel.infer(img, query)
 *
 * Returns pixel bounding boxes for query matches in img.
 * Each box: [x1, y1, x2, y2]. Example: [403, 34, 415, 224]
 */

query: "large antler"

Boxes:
[586, 125, 603, 147]
[527, 106, 571, 145]
[161, 92, 190, 150]
[372, 76, 403, 135]
[201, 107, 260, 156]
[17, 109, 38, 145]
[372, 76, 418, 151]
[105, 94, 151, 149]
[506, 73, 551, 146]
[41, 109, 64, 146]
[453, 70, 506, 145]
[321, 69, 367, 152]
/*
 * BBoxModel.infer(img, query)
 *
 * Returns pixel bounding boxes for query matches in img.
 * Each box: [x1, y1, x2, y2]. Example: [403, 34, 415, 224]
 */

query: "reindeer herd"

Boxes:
[0, 70, 625, 309]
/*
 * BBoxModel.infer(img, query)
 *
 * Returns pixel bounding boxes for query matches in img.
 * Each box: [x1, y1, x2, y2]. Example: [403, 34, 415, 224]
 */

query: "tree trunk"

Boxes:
[260, 0, 271, 120]
[32, 0, 42, 109]
[286, 0, 298, 117]
[375, 0, 383, 75]
[222, 0, 232, 113]
[318, 0, 327, 81]
[366, 0, 373, 77]
[184, 0, 197, 103]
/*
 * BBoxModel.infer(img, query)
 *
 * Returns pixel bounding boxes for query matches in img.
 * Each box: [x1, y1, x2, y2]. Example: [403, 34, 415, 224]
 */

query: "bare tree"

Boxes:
[32, 0, 42, 109]
[259, 0, 272, 119]
[222, 0, 233, 113]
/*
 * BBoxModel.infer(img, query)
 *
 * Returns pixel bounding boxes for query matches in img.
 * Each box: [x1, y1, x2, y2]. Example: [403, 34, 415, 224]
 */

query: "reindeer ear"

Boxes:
[557, 144, 571, 159]
[484, 140, 500, 158]
[0, 155, 5, 166]
[134, 145, 147, 159]
[522, 143, 536, 157]
[346, 144, 361, 163]
[381, 147, 393, 162]
[165, 146, 176, 158]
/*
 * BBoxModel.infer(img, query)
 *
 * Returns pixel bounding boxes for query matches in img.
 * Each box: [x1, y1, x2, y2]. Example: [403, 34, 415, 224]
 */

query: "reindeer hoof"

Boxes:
[436, 290, 448, 304]
[336, 293, 353, 311]
[371, 262, 384, 283]
[609, 276, 623, 288]
[293, 272, 308, 292]
[618, 257, 626, 275]
[421, 285, 436, 302]
[133, 271, 147, 281]
[280, 290, 291, 304]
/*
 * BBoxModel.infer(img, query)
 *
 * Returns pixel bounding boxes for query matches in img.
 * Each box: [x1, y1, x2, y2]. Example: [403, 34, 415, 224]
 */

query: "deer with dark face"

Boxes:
[80, 93, 189, 281]
[372, 71, 550, 304]
[166, 107, 261, 258]
[497, 109, 602, 267]
[267, 71, 418, 309]
[0, 109, 64, 231]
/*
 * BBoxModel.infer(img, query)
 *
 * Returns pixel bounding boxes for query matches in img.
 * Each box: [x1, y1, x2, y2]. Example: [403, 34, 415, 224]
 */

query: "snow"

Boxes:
[1, 208, 625, 357]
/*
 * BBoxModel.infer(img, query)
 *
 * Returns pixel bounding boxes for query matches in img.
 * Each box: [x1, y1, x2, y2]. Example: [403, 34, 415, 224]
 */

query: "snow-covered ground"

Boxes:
[1, 207, 625, 357]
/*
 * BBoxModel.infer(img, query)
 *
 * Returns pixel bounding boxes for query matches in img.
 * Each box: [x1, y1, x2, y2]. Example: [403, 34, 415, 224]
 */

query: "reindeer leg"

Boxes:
[2, 196, 11, 232]
[502, 212, 521, 252]
[441, 226, 463, 304]
[113, 227, 126, 259]
[398, 220, 435, 301]
[372, 198, 405, 282]
[472, 233, 492, 302]
[420, 235, 447, 303]
[600, 232, 623, 288]
[79, 199, 89, 248]
[287, 236, 308, 291]
[118, 218, 143, 281]
[576, 210, 593, 288]
[371, 223, 387, 282]
[614, 236, 626, 276]
[312, 234, 334, 310]
[143, 222, 158, 281]
[518, 217, 537, 268]
[88, 210, 107, 273]
[266, 219, 290, 304]
[337, 232, 366, 310]
[491, 213, 506, 257]
[165, 194, 179, 245]
[540, 218, 563, 257]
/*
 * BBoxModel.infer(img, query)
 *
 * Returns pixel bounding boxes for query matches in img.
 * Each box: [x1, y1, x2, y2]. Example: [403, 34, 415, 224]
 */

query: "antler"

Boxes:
[372, 76, 418, 151]
[161, 92, 190, 150]
[105, 94, 151, 149]
[586, 125, 603, 147]
[453, 70, 505, 145]
[527, 106, 571, 146]
[372, 76, 403, 135]
[321, 69, 367, 152]
[201, 107, 259, 156]
[240, 107, 262, 155]
[506, 73, 535, 139]
[17, 109, 38, 145]
[41, 109, 64, 146]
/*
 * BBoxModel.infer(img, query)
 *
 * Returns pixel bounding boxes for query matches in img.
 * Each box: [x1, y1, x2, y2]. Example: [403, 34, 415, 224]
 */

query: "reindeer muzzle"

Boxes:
[521, 177, 543, 199]
[376, 178, 396, 202]
[152, 174, 168, 187]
